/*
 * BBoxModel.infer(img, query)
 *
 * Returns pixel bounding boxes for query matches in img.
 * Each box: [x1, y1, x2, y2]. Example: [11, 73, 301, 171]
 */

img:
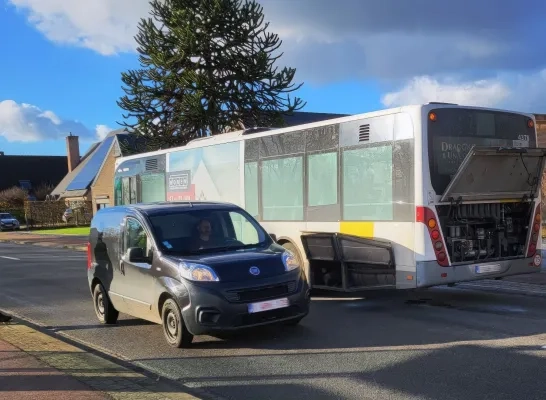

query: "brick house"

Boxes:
[50, 129, 143, 214]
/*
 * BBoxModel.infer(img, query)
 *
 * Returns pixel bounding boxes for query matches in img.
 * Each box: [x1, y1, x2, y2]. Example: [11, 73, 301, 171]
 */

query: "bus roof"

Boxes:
[116, 103, 535, 163]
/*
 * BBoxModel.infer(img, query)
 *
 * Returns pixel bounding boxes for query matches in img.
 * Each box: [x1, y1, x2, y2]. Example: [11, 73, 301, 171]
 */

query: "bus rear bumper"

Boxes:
[415, 256, 542, 288]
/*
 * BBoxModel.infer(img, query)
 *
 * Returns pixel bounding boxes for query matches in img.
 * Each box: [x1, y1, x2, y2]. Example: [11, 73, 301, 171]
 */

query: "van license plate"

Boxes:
[475, 264, 501, 274]
[248, 298, 289, 314]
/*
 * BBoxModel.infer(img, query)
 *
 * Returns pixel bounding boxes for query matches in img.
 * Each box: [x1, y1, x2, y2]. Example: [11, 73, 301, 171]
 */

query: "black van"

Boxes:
[87, 201, 310, 348]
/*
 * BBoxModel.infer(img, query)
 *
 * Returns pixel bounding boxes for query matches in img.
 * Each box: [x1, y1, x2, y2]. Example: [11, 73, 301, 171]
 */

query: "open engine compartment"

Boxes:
[436, 202, 533, 264]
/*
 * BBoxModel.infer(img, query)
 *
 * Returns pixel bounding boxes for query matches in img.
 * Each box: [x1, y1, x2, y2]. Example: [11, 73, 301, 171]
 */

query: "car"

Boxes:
[87, 201, 311, 348]
[0, 213, 20, 231]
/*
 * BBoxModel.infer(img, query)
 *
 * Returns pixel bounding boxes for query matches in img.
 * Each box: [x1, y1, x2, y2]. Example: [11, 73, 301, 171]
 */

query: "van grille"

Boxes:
[224, 281, 297, 303]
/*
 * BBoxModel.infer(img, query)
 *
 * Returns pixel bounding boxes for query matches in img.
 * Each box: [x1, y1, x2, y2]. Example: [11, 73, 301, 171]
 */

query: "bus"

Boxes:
[113, 103, 546, 292]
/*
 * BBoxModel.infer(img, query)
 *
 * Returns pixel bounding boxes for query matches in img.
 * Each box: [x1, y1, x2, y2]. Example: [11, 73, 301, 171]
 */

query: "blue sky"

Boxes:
[2, 0, 546, 157]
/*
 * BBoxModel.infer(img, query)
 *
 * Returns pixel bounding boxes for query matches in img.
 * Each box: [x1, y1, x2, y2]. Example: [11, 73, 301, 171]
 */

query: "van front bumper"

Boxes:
[178, 270, 311, 336]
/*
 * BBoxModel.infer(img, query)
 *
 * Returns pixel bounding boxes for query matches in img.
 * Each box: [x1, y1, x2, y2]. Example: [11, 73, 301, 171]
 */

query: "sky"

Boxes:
[1, 0, 546, 156]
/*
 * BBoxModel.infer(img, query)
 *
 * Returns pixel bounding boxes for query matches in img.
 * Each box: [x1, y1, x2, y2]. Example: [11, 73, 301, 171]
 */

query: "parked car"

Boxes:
[0, 213, 20, 231]
[87, 201, 311, 348]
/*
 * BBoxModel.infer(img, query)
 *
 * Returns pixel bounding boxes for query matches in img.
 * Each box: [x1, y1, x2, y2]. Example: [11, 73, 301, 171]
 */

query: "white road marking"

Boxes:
[0, 256, 20, 260]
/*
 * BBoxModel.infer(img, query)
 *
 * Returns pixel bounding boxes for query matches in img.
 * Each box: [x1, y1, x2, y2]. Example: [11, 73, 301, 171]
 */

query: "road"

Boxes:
[1, 243, 546, 400]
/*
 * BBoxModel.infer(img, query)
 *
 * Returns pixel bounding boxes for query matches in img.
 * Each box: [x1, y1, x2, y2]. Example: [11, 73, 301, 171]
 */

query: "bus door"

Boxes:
[300, 232, 396, 291]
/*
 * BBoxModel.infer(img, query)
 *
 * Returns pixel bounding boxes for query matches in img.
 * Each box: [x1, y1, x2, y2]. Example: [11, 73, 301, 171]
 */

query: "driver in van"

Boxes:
[192, 218, 219, 250]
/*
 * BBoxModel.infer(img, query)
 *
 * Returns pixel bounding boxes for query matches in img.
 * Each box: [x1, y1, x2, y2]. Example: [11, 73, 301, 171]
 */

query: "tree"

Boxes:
[117, 0, 305, 149]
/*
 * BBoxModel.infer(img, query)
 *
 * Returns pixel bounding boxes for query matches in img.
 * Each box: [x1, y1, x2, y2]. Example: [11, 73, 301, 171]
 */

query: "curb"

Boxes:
[0, 312, 212, 400]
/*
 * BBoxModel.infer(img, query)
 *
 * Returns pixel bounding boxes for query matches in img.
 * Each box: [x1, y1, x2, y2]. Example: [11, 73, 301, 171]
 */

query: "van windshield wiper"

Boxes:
[228, 242, 266, 251]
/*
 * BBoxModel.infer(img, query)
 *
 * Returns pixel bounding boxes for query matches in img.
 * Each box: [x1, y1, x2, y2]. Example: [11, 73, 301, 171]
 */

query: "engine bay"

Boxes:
[436, 202, 534, 264]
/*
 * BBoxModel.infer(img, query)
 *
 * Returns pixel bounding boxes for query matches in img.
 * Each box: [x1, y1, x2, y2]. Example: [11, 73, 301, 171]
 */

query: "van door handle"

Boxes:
[120, 262, 125, 275]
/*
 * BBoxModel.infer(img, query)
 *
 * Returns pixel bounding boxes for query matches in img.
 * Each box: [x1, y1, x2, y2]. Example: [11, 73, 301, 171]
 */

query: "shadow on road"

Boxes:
[179, 344, 546, 400]
[44, 318, 154, 332]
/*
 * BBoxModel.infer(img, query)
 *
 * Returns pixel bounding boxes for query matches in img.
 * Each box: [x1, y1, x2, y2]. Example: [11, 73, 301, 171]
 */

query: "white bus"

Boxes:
[113, 103, 545, 292]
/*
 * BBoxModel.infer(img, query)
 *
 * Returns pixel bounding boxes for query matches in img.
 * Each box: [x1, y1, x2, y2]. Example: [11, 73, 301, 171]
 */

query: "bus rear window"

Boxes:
[427, 108, 536, 194]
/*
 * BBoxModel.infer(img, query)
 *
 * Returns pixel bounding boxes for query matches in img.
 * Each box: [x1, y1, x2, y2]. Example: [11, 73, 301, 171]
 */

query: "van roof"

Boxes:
[123, 201, 239, 216]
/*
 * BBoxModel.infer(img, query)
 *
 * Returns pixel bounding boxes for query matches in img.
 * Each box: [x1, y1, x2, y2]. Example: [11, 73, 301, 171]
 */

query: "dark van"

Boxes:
[87, 201, 310, 348]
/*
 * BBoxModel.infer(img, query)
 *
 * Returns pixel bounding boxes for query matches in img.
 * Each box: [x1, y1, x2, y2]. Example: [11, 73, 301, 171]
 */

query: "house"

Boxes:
[0, 153, 67, 194]
[535, 114, 546, 147]
[50, 129, 143, 213]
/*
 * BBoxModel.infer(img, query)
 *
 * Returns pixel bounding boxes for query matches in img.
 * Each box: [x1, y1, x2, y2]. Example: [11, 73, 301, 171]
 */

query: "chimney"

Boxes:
[66, 133, 80, 172]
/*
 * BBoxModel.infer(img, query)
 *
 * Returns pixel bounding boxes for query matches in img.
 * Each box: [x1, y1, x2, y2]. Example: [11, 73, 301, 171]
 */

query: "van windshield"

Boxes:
[148, 208, 271, 255]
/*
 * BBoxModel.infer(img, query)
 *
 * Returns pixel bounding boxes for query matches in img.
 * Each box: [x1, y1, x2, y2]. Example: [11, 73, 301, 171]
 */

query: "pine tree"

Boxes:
[117, 0, 305, 149]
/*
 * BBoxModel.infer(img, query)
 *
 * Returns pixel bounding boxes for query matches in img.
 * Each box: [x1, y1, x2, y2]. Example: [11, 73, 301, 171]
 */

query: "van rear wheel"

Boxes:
[93, 284, 118, 324]
[161, 298, 193, 348]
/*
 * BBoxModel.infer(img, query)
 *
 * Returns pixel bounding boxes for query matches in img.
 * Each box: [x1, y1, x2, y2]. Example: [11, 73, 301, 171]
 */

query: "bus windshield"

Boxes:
[427, 108, 536, 195]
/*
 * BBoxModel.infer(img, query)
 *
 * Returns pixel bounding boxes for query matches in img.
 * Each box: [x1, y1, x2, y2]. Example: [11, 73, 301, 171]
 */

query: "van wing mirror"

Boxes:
[126, 247, 145, 263]
[269, 233, 277, 242]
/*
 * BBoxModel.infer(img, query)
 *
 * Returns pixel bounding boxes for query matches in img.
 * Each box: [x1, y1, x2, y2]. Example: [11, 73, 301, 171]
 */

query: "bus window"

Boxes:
[121, 176, 138, 205]
[141, 173, 166, 203]
[261, 156, 304, 221]
[244, 162, 259, 218]
[114, 177, 122, 206]
[342, 144, 393, 221]
[307, 152, 338, 207]
[427, 108, 536, 195]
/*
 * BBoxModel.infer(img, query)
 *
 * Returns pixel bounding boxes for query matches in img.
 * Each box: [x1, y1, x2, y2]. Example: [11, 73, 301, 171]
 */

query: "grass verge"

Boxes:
[35, 226, 90, 236]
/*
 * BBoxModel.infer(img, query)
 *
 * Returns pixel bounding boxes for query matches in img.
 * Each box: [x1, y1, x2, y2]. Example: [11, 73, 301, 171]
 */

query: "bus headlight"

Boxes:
[282, 250, 300, 272]
[179, 262, 220, 282]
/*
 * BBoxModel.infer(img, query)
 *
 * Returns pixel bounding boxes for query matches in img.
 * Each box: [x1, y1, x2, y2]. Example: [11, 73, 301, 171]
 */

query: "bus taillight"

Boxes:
[416, 206, 449, 267]
[526, 203, 541, 258]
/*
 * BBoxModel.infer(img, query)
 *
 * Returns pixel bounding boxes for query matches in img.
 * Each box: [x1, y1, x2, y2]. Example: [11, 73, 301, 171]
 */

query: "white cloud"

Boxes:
[95, 124, 113, 140]
[10, 0, 544, 79]
[9, 0, 546, 112]
[0, 100, 110, 142]
[381, 69, 546, 113]
[381, 77, 510, 108]
[8, 0, 150, 55]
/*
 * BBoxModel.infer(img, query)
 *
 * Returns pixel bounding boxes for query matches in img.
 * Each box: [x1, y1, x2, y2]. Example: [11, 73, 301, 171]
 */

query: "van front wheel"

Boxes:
[93, 284, 118, 324]
[161, 298, 193, 348]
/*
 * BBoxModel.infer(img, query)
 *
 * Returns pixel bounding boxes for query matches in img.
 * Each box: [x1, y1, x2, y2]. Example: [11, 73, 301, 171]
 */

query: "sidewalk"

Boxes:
[0, 231, 87, 251]
[0, 322, 202, 400]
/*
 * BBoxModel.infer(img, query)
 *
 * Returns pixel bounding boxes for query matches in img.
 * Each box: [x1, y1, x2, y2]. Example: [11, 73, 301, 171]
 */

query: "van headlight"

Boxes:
[179, 262, 220, 282]
[282, 250, 300, 271]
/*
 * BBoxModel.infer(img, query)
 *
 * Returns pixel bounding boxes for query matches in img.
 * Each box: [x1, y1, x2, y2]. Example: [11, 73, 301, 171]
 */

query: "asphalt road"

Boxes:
[1, 243, 546, 400]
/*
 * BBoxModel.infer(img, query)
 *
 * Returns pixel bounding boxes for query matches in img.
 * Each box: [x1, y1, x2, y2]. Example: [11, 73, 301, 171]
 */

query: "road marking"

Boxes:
[0, 256, 20, 260]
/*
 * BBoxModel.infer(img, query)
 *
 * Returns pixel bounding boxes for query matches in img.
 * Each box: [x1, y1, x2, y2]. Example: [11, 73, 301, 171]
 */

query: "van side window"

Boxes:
[125, 218, 150, 257]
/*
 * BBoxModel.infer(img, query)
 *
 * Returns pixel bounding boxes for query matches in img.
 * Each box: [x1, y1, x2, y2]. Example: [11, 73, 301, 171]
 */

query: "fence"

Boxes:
[0, 200, 92, 229]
